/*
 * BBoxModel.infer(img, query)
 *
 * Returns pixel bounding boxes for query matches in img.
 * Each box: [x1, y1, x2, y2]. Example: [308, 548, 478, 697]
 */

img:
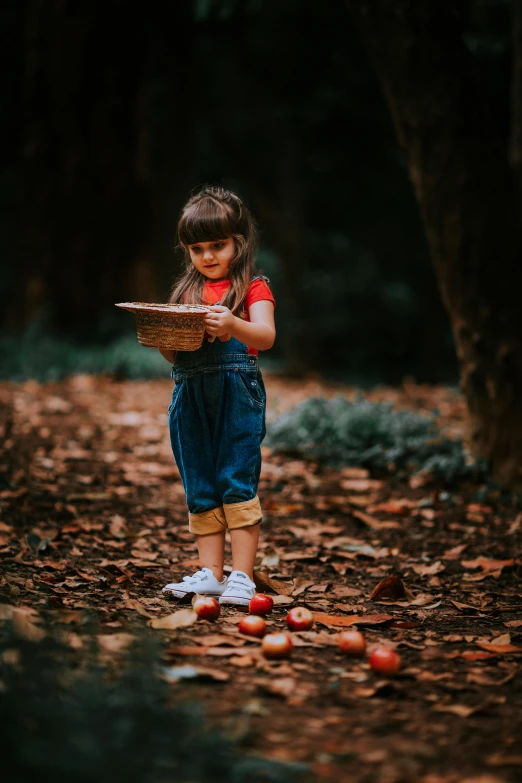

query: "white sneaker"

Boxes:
[162, 568, 227, 599]
[219, 570, 256, 607]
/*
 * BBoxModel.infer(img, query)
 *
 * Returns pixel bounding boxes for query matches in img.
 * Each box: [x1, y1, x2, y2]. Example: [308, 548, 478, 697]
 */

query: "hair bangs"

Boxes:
[178, 199, 234, 246]
[169, 185, 263, 315]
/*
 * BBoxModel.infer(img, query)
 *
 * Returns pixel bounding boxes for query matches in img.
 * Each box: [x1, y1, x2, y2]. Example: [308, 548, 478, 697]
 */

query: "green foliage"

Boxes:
[0, 630, 307, 783]
[0, 330, 170, 382]
[267, 395, 486, 482]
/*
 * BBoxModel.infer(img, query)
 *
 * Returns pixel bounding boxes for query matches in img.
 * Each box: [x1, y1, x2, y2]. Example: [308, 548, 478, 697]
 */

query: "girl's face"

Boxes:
[188, 237, 236, 280]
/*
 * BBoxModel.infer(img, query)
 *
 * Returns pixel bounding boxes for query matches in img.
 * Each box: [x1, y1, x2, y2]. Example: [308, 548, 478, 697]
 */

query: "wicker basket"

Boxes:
[115, 302, 211, 350]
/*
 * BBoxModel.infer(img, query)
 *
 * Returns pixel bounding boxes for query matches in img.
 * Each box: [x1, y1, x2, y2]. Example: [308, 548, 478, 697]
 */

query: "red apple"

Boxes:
[193, 595, 220, 622]
[338, 630, 366, 657]
[261, 632, 293, 659]
[369, 647, 401, 675]
[239, 614, 266, 638]
[286, 606, 314, 631]
[249, 593, 274, 616]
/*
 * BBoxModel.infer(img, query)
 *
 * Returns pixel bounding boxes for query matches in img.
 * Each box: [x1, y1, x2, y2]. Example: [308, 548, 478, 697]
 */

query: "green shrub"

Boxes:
[266, 395, 486, 482]
[0, 331, 169, 382]
[0, 629, 308, 783]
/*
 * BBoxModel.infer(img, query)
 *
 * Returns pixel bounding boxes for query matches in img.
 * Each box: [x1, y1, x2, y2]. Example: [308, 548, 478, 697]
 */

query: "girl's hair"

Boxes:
[168, 186, 263, 315]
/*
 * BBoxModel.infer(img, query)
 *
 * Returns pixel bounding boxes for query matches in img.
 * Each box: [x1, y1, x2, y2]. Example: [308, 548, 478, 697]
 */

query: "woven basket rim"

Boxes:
[115, 302, 211, 316]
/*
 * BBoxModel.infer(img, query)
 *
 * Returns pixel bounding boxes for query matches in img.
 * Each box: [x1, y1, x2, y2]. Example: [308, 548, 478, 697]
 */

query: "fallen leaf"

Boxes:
[450, 600, 480, 612]
[332, 586, 362, 598]
[149, 609, 198, 630]
[129, 559, 159, 568]
[340, 479, 384, 492]
[367, 498, 416, 515]
[280, 551, 319, 562]
[313, 612, 394, 628]
[263, 502, 303, 516]
[324, 538, 387, 558]
[109, 515, 127, 539]
[466, 503, 493, 514]
[467, 669, 516, 687]
[353, 682, 396, 698]
[257, 677, 296, 698]
[294, 630, 339, 646]
[461, 557, 514, 573]
[442, 544, 468, 559]
[12, 611, 46, 643]
[192, 634, 247, 647]
[167, 645, 260, 657]
[463, 570, 503, 582]
[476, 642, 522, 655]
[412, 561, 445, 577]
[434, 699, 503, 718]
[458, 651, 499, 661]
[486, 633, 511, 645]
[385, 594, 440, 609]
[97, 633, 134, 653]
[254, 569, 294, 596]
[434, 703, 479, 718]
[307, 583, 331, 593]
[130, 550, 158, 561]
[292, 580, 315, 596]
[76, 570, 100, 582]
[229, 654, 256, 667]
[260, 547, 280, 567]
[486, 753, 522, 767]
[341, 467, 369, 479]
[124, 598, 153, 618]
[370, 576, 413, 601]
[272, 595, 295, 605]
[162, 665, 229, 682]
[390, 620, 419, 629]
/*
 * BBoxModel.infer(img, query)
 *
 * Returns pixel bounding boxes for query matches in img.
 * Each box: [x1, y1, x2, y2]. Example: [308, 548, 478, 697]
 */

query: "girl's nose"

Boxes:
[203, 249, 214, 261]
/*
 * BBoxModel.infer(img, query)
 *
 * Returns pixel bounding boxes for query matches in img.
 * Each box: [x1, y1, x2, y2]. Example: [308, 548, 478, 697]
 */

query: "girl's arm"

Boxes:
[204, 301, 275, 351]
[157, 348, 176, 363]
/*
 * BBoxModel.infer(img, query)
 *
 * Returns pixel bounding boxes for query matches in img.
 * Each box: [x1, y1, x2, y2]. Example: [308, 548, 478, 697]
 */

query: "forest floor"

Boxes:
[1, 372, 521, 783]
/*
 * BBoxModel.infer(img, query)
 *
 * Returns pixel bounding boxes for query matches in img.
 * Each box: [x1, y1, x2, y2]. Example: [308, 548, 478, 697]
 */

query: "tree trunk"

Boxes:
[348, 0, 522, 489]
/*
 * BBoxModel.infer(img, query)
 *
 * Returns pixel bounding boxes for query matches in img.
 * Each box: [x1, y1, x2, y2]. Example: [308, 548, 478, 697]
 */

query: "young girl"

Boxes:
[159, 186, 276, 606]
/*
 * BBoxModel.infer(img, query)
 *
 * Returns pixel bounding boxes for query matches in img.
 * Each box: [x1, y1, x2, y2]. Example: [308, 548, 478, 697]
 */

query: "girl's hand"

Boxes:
[204, 305, 235, 338]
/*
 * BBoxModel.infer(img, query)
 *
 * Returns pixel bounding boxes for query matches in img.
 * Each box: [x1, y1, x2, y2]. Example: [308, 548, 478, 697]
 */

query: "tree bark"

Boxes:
[349, 0, 522, 488]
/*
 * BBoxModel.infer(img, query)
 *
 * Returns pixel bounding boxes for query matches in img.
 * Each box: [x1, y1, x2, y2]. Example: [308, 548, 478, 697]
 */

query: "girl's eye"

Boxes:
[191, 247, 201, 254]
[213, 242, 224, 249]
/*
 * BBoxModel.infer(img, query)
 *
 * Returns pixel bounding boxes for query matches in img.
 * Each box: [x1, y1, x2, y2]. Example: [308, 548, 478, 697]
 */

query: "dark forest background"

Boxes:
[0, 0, 512, 383]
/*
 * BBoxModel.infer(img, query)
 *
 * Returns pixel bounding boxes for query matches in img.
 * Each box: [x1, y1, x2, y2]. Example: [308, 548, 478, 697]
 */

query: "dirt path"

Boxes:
[1, 373, 521, 782]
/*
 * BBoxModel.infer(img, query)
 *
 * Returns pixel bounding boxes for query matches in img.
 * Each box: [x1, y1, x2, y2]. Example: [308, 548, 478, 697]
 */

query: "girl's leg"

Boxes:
[196, 530, 226, 581]
[229, 523, 260, 580]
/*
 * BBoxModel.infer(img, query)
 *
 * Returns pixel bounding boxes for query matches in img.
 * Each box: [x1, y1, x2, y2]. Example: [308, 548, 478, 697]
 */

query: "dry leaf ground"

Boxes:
[1, 372, 521, 782]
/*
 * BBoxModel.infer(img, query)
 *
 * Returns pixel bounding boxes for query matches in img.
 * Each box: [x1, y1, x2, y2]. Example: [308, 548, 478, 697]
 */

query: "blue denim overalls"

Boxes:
[168, 308, 267, 534]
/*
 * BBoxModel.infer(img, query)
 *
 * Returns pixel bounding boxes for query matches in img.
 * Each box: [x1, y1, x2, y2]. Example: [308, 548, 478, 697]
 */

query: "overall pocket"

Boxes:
[167, 381, 184, 416]
[236, 369, 265, 409]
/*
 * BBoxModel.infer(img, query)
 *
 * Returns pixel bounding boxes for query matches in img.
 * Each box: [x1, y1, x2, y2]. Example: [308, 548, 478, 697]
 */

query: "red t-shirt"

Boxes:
[202, 277, 276, 356]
